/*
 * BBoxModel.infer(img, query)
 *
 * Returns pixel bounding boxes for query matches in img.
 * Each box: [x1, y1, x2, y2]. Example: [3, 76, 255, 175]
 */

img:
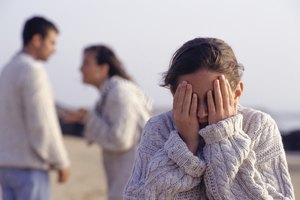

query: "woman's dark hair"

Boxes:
[84, 45, 132, 81]
[161, 37, 244, 94]
[22, 16, 58, 46]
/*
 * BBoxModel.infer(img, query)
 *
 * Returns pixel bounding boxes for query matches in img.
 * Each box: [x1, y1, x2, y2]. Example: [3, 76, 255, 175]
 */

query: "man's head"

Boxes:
[22, 16, 59, 61]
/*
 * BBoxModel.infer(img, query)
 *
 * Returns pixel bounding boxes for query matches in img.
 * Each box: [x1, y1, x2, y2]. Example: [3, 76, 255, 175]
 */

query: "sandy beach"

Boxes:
[1, 135, 300, 199]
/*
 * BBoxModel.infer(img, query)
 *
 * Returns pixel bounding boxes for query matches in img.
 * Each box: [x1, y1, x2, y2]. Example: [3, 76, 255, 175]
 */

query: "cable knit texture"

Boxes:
[83, 76, 152, 200]
[123, 106, 295, 200]
[0, 52, 70, 170]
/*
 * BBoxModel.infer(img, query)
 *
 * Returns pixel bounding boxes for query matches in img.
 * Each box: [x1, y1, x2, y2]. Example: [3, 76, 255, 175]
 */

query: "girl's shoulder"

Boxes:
[141, 110, 175, 142]
[239, 105, 275, 124]
[147, 110, 174, 127]
[238, 105, 278, 138]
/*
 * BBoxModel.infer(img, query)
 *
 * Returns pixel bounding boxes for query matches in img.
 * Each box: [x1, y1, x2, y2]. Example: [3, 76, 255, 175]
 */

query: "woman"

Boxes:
[123, 37, 295, 199]
[64, 45, 152, 200]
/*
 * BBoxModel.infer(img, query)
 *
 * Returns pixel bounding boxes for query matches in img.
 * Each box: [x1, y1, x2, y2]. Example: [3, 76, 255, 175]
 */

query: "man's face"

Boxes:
[36, 29, 57, 61]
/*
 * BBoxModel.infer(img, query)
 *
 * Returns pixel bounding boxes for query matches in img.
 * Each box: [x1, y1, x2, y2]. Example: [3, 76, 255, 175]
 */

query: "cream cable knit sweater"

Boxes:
[123, 106, 295, 200]
[0, 52, 70, 170]
[83, 76, 152, 200]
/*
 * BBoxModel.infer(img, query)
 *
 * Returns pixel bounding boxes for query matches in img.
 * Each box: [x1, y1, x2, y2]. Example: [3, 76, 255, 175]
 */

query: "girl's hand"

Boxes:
[173, 81, 200, 154]
[207, 75, 237, 125]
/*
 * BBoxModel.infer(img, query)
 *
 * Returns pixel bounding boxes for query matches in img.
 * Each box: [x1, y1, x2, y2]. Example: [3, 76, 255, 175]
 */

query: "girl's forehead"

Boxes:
[177, 70, 222, 97]
[178, 70, 221, 84]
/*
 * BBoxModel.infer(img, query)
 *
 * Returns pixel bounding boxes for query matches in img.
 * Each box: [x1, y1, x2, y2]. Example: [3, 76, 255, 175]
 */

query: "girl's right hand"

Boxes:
[173, 81, 200, 154]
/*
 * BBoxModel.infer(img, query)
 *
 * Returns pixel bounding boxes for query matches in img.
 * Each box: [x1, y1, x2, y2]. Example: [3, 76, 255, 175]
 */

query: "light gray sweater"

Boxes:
[123, 106, 295, 200]
[0, 52, 70, 170]
[83, 76, 152, 200]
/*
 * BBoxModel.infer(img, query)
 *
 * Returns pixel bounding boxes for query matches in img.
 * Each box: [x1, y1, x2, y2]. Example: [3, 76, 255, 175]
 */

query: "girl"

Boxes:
[123, 38, 295, 199]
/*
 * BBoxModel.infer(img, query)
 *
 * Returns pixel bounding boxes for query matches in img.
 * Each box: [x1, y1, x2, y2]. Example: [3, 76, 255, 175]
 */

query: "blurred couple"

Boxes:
[62, 44, 152, 200]
[0, 15, 152, 200]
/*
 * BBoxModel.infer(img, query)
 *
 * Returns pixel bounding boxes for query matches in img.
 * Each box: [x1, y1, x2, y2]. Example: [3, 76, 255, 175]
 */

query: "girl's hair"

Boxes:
[84, 45, 132, 81]
[161, 37, 244, 94]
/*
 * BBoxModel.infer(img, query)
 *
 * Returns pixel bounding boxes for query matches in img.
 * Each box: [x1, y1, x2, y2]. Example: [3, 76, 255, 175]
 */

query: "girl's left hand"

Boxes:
[207, 75, 237, 125]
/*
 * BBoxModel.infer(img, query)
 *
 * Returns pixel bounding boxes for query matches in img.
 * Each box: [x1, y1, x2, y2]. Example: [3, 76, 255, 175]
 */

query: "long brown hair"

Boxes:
[84, 45, 132, 81]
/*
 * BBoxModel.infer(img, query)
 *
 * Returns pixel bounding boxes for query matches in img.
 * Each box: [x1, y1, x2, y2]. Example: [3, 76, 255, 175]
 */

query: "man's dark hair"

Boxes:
[22, 16, 59, 46]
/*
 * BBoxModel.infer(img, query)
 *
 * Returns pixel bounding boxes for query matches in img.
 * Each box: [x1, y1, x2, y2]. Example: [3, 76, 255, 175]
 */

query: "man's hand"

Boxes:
[57, 167, 70, 183]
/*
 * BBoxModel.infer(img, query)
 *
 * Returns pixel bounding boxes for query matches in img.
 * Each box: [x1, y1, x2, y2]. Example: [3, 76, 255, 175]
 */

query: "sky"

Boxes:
[1, 0, 300, 115]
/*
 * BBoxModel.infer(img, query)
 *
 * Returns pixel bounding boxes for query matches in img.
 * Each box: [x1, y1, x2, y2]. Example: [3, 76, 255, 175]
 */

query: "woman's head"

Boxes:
[161, 37, 244, 94]
[80, 45, 131, 87]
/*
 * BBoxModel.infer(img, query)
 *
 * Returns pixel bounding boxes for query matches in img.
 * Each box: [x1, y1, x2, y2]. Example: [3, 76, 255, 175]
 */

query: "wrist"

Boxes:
[185, 137, 200, 155]
[177, 129, 200, 154]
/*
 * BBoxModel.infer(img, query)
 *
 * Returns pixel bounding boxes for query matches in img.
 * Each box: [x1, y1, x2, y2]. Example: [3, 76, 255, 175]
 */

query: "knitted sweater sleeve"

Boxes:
[123, 117, 206, 200]
[199, 113, 295, 200]
[20, 64, 70, 169]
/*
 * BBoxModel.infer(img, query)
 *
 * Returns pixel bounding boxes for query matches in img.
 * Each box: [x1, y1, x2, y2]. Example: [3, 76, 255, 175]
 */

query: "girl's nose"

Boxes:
[197, 102, 208, 120]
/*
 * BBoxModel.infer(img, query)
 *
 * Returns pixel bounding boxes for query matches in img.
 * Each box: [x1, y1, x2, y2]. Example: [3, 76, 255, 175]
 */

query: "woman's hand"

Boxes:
[207, 75, 237, 125]
[173, 81, 200, 154]
[63, 108, 88, 124]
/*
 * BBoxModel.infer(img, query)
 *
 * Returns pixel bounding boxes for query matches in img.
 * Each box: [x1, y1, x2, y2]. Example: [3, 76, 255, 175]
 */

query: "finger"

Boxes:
[190, 93, 198, 117]
[173, 82, 181, 110]
[226, 80, 234, 106]
[182, 84, 193, 116]
[214, 79, 223, 112]
[207, 90, 215, 115]
[220, 75, 230, 111]
[176, 81, 187, 113]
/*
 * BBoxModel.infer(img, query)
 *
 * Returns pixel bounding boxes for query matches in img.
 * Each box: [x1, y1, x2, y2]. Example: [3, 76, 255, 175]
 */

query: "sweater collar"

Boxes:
[98, 76, 119, 95]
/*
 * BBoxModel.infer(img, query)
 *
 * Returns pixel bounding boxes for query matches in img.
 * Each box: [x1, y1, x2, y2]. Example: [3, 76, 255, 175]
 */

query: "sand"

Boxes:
[1, 136, 300, 199]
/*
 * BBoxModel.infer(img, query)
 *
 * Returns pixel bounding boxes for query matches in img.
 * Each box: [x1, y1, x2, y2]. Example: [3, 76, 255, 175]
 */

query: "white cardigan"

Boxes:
[124, 106, 295, 200]
[83, 76, 152, 200]
[0, 52, 70, 170]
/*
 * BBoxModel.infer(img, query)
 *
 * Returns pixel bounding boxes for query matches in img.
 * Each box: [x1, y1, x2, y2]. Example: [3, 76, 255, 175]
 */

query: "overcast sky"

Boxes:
[1, 0, 300, 114]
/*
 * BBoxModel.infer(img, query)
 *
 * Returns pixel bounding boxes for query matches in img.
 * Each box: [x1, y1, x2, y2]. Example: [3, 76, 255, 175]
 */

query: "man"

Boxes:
[0, 16, 70, 200]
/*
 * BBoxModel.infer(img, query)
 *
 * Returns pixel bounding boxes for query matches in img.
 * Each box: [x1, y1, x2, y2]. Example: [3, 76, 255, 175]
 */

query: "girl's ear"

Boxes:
[234, 81, 244, 101]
